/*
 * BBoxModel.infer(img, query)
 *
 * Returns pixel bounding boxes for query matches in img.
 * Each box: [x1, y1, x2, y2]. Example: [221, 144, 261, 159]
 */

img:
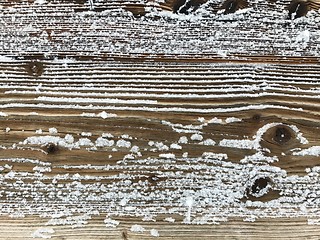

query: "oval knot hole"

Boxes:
[274, 127, 292, 145]
[251, 177, 270, 195]
[244, 177, 280, 201]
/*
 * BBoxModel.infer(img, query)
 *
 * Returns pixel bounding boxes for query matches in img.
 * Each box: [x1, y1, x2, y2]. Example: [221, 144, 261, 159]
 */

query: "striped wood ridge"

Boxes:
[0, 0, 320, 239]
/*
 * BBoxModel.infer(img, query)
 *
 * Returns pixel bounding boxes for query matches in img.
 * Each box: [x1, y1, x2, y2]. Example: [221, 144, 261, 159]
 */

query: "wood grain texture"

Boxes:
[1, 0, 320, 239]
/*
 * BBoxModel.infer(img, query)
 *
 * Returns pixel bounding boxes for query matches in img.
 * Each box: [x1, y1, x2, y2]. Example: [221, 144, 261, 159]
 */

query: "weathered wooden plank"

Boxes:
[1, 0, 320, 239]
[1, 60, 320, 239]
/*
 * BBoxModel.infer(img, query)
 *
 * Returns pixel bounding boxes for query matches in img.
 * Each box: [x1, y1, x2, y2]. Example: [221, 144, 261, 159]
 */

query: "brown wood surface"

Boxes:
[1, 0, 320, 239]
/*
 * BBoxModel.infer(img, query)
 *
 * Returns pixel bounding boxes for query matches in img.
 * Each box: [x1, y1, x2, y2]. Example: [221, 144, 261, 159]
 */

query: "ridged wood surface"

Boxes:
[1, 0, 320, 239]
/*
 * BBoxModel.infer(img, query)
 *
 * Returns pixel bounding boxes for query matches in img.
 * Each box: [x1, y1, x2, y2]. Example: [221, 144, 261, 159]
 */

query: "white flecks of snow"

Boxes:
[142, 216, 156, 222]
[124, 154, 135, 160]
[0, 112, 8, 117]
[308, 219, 320, 225]
[182, 152, 189, 158]
[35, 83, 42, 93]
[219, 139, 255, 150]
[159, 153, 176, 159]
[164, 217, 175, 223]
[36, 129, 43, 134]
[293, 146, 320, 157]
[217, 49, 228, 57]
[184, 196, 194, 224]
[80, 111, 118, 119]
[46, 214, 91, 228]
[0, 158, 47, 166]
[36, 96, 156, 105]
[81, 132, 92, 137]
[80, 112, 96, 117]
[29, 112, 39, 115]
[32, 228, 55, 239]
[23, 136, 62, 146]
[208, 117, 223, 124]
[0, 55, 13, 61]
[201, 139, 216, 146]
[161, 120, 203, 134]
[48, 128, 58, 134]
[102, 133, 113, 138]
[243, 215, 258, 222]
[22, 135, 91, 149]
[130, 145, 140, 153]
[34, 0, 46, 4]
[190, 133, 203, 141]
[5, 171, 16, 179]
[33, 166, 51, 173]
[121, 134, 132, 140]
[290, 124, 309, 144]
[225, 117, 242, 123]
[130, 224, 145, 233]
[119, 198, 128, 206]
[240, 152, 279, 164]
[104, 217, 120, 228]
[150, 229, 160, 237]
[64, 134, 74, 144]
[198, 117, 205, 123]
[178, 136, 188, 144]
[77, 138, 94, 147]
[98, 111, 117, 119]
[4, 164, 12, 170]
[154, 142, 169, 151]
[202, 152, 228, 160]
[116, 139, 131, 148]
[170, 143, 182, 149]
[5, 127, 10, 133]
[295, 30, 310, 48]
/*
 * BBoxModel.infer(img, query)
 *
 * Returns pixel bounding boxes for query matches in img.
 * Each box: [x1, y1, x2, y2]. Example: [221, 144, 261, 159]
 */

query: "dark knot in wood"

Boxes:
[288, 0, 309, 19]
[244, 176, 280, 201]
[251, 177, 270, 195]
[26, 61, 44, 77]
[173, 0, 206, 14]
[45, 143, 59, 154]
[273, 127, 292, 145]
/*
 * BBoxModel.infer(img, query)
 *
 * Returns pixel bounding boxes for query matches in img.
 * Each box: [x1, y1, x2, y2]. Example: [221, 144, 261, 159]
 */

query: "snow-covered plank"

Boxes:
[1, 0, 320, 239]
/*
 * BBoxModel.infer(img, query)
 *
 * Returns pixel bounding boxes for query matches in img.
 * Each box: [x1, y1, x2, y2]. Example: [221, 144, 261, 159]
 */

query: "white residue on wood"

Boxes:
[130, 224, 145, 233]
[150, 229, 160, 237]
[32, 228, 55, 239]
[293, 146, 320, 157]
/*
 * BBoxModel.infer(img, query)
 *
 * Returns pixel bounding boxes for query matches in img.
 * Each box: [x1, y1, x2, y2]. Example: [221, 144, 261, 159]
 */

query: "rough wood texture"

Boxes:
[1, 0, 320, 239]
